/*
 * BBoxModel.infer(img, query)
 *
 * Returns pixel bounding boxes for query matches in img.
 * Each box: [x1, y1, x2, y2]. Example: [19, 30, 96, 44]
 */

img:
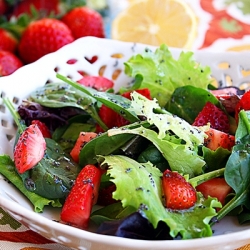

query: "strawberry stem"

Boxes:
[3, 98, 26, 133]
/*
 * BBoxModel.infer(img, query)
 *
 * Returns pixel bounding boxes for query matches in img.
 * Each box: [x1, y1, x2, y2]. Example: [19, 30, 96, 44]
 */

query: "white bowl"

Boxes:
[1, 37, 250, 250]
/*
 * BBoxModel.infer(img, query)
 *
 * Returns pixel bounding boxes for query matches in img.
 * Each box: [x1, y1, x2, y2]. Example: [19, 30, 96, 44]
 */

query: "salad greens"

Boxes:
[123, 44, 212, 107]
[0, 44, 249, 240]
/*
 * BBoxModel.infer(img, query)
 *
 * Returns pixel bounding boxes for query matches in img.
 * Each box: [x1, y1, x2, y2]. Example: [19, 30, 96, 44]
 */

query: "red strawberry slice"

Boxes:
[14, 123, 46, 174]
[192, 101, 230, 133]
[235, 90, 250, 123]
[204, 128, 235, 151]
[122, 88, 152, 100]
[196, 177, 232, 206]
[162, 169, 197, 210]
[31, 120, 51, 138]
[70, 132, 97, 163]
[77, 76, 114, 91]
[60, 164, 102, 228]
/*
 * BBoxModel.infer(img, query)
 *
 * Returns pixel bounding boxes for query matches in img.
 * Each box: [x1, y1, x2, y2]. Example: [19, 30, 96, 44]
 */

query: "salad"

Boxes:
[0, 44, 249, 241]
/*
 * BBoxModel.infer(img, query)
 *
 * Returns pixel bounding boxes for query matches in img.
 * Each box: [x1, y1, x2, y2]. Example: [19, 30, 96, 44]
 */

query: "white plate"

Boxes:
[1, 37, 250, 250]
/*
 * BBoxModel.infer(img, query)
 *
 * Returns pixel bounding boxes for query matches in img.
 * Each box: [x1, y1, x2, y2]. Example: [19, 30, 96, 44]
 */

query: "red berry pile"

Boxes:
[0, 0, 105, 76]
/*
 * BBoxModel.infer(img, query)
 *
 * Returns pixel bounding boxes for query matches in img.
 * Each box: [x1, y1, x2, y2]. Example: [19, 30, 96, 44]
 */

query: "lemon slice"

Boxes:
[112, 0, 197, 49]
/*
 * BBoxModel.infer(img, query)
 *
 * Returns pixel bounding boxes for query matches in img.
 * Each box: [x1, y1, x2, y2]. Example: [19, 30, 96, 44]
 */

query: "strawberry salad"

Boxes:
[0, 44, 249, 240]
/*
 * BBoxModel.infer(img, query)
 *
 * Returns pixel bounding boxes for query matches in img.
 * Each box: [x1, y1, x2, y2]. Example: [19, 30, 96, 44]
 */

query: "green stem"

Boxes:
[56, 74, 109, 131]
[190, 168, 225, 187]
[3, 98, 25, 133]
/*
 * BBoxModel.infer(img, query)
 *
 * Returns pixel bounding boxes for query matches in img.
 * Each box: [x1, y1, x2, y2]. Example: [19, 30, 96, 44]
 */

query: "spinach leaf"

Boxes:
[165, 85, 219, 123]
[19, 138, 81, 199]
[79, 121, 150, 166]
[56, 74, 139, 124]
[0, 155, 62, 212]
[217, 110, 250, 222]
[29, 82, 108, 130]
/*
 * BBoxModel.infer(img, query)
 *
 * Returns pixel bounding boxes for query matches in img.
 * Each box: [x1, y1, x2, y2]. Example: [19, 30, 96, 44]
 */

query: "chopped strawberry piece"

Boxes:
[196, 178, 232, 206]
[14, 123, 46, 174]
[31, 120, 51, 138]
[162, 169, 197, 210]
[122, 88, 152, 100]
[60, 164, 102, 228]
[70, 132, 97, 163]
[204, 128, 235, 151]
[192, 101, 230, 133]
[235, 90, 250, 123]
[77, 76, 114, 91]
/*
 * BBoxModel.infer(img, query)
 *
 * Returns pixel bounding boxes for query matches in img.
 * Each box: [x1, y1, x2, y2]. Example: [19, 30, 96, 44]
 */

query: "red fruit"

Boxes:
[60, 164, 102, 228]
[0, 0, 8, 15]
[196, 178, 232, 206]
[162, 169, 197, 210]
[70, 132, 97, 163]
[14, 123, 46, 174]
[31, 120, 51, 138]
[122, 88, 152, 100]
[0, 50, 23, 76]
[11, 0, 61, 18]
[97, 183, 117, 206]
[18, 18, 74, 64]
[62, 6, 105, 39]
[204, 127, 235, 151]
[0, 28, 18, 53]
[192, 101, 230, 133]
[235, 90, 250, 123]
[77, 76, 114, 91]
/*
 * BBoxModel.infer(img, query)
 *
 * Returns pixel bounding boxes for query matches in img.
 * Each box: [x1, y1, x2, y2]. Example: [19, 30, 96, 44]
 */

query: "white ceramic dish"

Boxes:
[1, 37, 250, 250]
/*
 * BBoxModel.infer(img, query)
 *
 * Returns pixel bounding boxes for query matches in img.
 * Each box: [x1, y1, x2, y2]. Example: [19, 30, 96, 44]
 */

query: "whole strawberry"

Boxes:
[0, 50, 23, 76]
[0, 0, 9, 15]
[18, 18, 74, 64]
[0, 28, 18, 53]
[10, 0, 61, 18]
[62, 6, 105, 39]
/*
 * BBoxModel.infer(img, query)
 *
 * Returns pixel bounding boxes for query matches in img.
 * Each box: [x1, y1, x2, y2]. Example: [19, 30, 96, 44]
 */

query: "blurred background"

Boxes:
[0, 0, 249, 76]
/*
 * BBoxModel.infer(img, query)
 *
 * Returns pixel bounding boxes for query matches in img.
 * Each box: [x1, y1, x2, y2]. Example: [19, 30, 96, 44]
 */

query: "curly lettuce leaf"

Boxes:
[109, 126, 204, 177]
[101, 155, 220, 239]
[129, 91, 208, 149]
[0, 155, 62, 212]
[124, 44, 212, 107]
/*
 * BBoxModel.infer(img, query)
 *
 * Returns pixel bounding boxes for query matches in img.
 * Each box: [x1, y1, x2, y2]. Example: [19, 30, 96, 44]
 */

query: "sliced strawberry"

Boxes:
[162, 169, 197, 210]
[60, 164, 102, 228]
[122, 88, 152, 100]
[14, 123, 46, 174]
[70, 132, 97, 163]
[235, 90, 250, 123]
[31, 120, 51, 138]
[192, 101, 230, 133]
[77, 76, 114, 91]
[196, 177, 232, 206]
[97, 183, 117, 206]
[204, 127, 235, 151]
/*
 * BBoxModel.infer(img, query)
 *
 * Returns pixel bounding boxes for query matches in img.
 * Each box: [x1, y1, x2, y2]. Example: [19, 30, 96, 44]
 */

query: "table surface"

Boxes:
[1, 0, 250, 249]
